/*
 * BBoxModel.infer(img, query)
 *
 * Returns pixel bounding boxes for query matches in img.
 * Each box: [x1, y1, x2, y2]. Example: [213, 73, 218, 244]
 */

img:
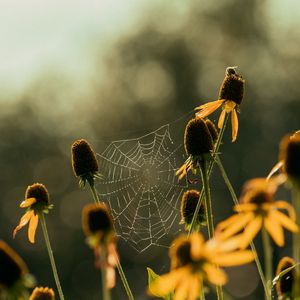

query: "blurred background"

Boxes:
[1, 0, 300, 299]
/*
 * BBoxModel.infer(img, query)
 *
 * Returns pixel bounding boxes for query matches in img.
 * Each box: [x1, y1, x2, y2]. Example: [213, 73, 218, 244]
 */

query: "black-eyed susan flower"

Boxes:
[216, 177, 298, 249]
[29, 287, 55, 300]
[149, 232, 254, 300]
[176, 118, 214, 180]
[71, 139, 101, 187]
[13, 183, 52, 243]
[195, 66, 245, 142]
[275, 257, 296, 299]
[82, 203, 118, 289]
[180, 189, 206, 230]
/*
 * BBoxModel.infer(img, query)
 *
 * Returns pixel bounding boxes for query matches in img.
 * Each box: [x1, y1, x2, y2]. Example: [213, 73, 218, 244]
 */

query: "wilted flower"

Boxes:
[82, 203, 117, 289]
[180, 189, 206, 230]
[149, 232, 254, 300]
[195, 66, 245, 142]
[29, 287, 55, 300]
[13, 183, 52, 243]
[216, 177, 298, 248]
[71, 139, 101, 187]
[176, 118, 214, 180]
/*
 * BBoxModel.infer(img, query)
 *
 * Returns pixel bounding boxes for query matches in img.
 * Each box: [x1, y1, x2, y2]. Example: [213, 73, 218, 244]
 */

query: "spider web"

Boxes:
[96, 124, 188, 253]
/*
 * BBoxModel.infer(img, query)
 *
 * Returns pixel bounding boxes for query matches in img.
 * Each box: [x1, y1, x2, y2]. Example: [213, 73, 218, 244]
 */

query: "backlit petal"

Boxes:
[272, 210, 298, 232]
[20, 198, 37, 208]
[195, 100, 224, 119]
[274, 201, 296, 221]
[264, 215, 284, 247]
[231, 109, 238, 142]
[224, 100, 236, 112]
[13, 210, 34, 238]
[28, 213, 39, 243]
[213, 251, 255, 267]
[190, 233, 204, 260]
[173, 277, 191, 300]
[216, 214, 241, 231]
[240, 216, 263, 249]
[203, 263, 227, 286]
[187, 276, 202, 300]
[234, 203, 258, 212]
[217, 110, 226, 129]
[266, 161, 284, 180]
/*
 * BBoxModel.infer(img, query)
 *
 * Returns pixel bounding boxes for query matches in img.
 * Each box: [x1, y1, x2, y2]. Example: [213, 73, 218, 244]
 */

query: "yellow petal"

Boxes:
[271, 210, 298, 232]
[264, 215, 284, 247]
[213, 251, 255, 267]
[202, 263, 227, 286]
[187, 276, 202, 300]
[224, 100, 236, 112]
[13, 210, 34, 238]
[231, 109, 238, 142]
[176, 163, 187, 176]
[190, 233, 204, 260]
[234, 203, 258, 212]
[28, 213, 39, 243]
[195, 100, 224, 119]
[240, 216, 263, 249]
[173, 277, 191, 300]
[274, 201, 296, 221]
[20, 197, 37, 208]
[216, 214, 241, 231]
[266, 161, 284, 180]
[217, 109, 226, 129]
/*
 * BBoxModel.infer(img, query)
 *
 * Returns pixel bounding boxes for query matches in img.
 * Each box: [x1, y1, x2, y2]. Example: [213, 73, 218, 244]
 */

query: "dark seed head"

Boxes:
[280, 132, 300, 179]
[82, 203, 114, 237]
[25, 183, 50, 206]
[169, 236, 192, 269]
[29, 287, 55, 300]
[184, 118, 214, 156]
[180, 190, 206, 227]
[0, 241, 28, 289]
[276, 256, 295, 297]
[219, 68, 245, 105]
[205, 119, 218, 143]
[71, 139, 99, 177]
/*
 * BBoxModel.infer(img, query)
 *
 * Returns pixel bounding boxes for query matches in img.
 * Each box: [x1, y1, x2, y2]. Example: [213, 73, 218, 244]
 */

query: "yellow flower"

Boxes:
[149, 232, 254, 300]
[216, 178, 299, 249]
[195, 67, 245, 142]
[13, 183, 52, 243]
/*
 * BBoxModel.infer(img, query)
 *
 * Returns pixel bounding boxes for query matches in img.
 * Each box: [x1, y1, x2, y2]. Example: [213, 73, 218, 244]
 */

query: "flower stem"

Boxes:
[188, 113, 229, 236]
[261, 227, 272, 299]
[88, 183, 134, 300]
[39, 213, 65, 300]
[200, 160, 223, 300]
[215, 155, 271, 300]
[99, 247, 111, 300]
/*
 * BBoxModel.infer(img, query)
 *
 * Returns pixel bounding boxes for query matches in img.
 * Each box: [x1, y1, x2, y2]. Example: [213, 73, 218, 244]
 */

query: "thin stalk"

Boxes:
[200, 160, 223, 300]
[88, 183, 134, 300]
[262, 227, 272, 299]
[188, 113, 229, 236]
[99, 247, 111, 300]
[215, 155, 271, 300]
[39, 213, 65, 300]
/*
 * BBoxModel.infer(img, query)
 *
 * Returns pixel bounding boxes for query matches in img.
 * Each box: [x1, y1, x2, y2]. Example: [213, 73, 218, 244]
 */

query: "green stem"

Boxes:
[262, 227, 272, 299]
[39, 213, 65, 300]
[88, 183, 134, 300]
[215, 155, 271, 300]
[188, 113, 229, 236]
[200, 161, 223, 300]
[99, 247, 111, 300]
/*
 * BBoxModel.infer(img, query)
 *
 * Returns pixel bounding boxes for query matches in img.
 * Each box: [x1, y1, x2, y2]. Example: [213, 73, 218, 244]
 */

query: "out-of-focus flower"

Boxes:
[71, 139, 101, 187]
[82, 203, 117, 289]
[176, 118, 214, 180]
[29, 287, 55, 300]
[149, 232, 254, 300]
[180, 189, 206, 230]
[216, 178, 298, 248]
[195, 66, 245, 142]
[13, 183, 52, 243]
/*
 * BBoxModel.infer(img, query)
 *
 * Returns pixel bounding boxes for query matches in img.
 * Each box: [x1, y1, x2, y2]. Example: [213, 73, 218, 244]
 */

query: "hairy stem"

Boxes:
[39, 213, 65, 300]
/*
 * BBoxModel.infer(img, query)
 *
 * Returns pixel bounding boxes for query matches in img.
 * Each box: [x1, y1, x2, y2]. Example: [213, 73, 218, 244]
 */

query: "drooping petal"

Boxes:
[28, 213, 39, 243]
[271, 210, 299, 232]
[215, 214, 242, 231]
[234, 203, 258, 212]
[231, 109, 239, 142]
[274, 201, 297, 221]
[264, 215, 284, 247]
[213, 251, 255, 267]
[203, 263, 227, 286]
[13, 210, 34, 238]
[190, 233, 205, 260]
[173, 277, 191, 300]
[195, 100, 225, 119]
[106, 266, 116, 289]
[20, 197, 37, 208]
[187, 276, 202, 300]
[240, 216, 263, 249]
[266, 161, 284, 180]
[217, 109, 226, 129]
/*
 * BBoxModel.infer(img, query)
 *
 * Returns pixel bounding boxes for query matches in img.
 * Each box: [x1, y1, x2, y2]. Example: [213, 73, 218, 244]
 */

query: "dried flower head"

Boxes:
[13, 183, 53, 243]
[82, 203, 114, 247]
[0, 241, 28, 289]
[195, 66, 245, 142]
[29, 287, 55, 300]
[205, 119, 218, 143]
[180, 190, 206, 230]
[276, 256, 296, 299]
[71, 139, 100, 187]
